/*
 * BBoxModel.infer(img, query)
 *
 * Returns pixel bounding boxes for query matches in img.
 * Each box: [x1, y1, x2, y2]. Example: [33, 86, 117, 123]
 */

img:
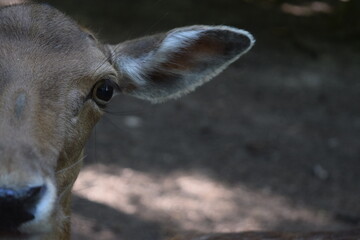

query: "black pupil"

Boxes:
[96, 82, 114, 102]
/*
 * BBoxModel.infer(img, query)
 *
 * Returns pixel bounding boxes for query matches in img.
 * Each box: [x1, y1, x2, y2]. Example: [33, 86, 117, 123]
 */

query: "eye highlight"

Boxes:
[92, 79, 117, 106]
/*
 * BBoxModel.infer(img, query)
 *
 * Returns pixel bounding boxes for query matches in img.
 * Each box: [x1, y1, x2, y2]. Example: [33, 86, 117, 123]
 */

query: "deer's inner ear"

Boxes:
[110, 26, 255, 103]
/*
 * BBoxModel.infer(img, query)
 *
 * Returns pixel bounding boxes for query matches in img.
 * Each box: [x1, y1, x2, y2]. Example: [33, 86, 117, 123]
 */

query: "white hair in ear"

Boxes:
[111, 25, 255, 103]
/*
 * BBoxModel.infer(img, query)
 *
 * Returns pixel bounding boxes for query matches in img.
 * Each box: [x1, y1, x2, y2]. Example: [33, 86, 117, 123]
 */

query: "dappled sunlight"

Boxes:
[281, 1, 333, 16]
[73, 164, 334, 236]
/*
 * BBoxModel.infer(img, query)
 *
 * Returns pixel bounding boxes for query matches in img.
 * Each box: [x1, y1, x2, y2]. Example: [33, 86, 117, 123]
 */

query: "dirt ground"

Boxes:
[45, 0, 360, 239]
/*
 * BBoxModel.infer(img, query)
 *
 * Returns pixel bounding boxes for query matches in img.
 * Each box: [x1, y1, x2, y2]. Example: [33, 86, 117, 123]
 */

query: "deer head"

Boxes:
[0, 2, 254, 239]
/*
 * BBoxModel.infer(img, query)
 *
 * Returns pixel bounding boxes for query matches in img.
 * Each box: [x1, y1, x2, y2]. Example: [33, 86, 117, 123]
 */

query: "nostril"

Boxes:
[27, 186, 43, 197]
[23, 185, 46, 206]
[0, 185, 47, 230]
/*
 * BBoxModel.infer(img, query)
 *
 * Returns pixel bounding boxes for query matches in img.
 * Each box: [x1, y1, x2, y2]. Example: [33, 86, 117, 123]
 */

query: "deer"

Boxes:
[0, 1, 359, 240]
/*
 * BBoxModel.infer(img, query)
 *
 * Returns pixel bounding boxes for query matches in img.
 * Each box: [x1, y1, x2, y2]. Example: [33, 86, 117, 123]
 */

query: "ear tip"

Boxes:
[238, 29, 256, 47]
[239, 30, 256, 53]
[169, 25, 256, 51]
[217, 25, 255, 49]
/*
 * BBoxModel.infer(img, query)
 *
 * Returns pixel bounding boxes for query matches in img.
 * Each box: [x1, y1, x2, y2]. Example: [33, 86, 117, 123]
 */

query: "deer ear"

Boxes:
[109, 25, 255, 103]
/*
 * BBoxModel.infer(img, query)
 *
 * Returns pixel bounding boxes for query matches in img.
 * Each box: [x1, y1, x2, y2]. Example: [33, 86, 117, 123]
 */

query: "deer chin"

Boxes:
[0, 228, 46, 240]
[0, 232, 31, 240]
[14, 179, 57, 239]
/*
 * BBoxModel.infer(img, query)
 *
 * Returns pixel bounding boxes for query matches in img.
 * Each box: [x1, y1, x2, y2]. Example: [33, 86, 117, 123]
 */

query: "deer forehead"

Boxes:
[0, 4, 113, 150]
[0, 3, 113, 93]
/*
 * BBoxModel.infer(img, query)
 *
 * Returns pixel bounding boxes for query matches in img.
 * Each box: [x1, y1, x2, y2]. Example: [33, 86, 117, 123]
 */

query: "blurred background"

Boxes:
[41, 0, 359, 239]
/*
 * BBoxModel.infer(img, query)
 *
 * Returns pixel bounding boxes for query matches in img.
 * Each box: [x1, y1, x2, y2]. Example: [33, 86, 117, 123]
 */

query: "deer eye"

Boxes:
[92, 79, 116, 106]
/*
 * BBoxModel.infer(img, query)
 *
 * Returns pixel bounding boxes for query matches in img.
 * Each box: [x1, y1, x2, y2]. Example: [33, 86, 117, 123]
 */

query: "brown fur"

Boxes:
[0, 3, 112, 239]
